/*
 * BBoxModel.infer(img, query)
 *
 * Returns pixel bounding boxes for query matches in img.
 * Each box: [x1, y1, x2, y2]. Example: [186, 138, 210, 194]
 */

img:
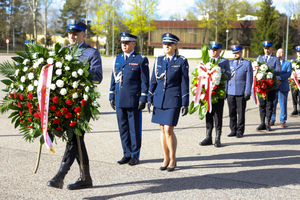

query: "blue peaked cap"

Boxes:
[210, 41, 223, 50]
[295, 46, 300, 52]
[66, 19, 87, 32]
[231, 44, 243, 53]
[120, 32, 138, 42]
[162, 33, 179, 44]
[262, 41, 273, 48]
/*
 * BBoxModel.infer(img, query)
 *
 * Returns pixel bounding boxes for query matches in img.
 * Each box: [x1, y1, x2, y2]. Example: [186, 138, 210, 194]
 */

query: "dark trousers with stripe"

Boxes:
[206, 99, 225, 131]
[116, 107, 142, 159]
[258, 89, 277, 120]
[227, 95, 246, 135]
[291, 86, 300, 109]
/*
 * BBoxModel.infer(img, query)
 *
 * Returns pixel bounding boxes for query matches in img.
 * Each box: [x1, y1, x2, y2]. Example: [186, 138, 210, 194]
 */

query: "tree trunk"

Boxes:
[215, 21, 218, 41]
[140, 33, 144, 54]
[44, 0, 47, 47]
[33, 10, 37, 41]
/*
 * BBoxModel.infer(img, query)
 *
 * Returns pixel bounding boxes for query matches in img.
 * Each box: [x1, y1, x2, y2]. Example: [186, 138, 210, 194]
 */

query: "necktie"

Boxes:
[211, 58, 215, 64]
[125, 55, 128, 61]
[265, 56, 268, 62]
[236, 60, 239, 66]
[167, 57, 170, 63]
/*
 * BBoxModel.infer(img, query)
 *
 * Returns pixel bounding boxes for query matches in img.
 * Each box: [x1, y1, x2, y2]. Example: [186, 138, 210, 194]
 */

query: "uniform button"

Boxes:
[163, 89, 165, 91]
[136, 94, 138, 96]
[121, 86, 123, 88]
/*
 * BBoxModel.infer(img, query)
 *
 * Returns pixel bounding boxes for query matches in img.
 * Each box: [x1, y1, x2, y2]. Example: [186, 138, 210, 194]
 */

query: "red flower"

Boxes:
[77, 113, 81, 119]
[261, 91, 267, 98]
[81, 100, 87, 106]
[27, 102, 32, 108]
[19, 111, 23, 116]
[20, 93, 24, 100]
[261, 79, 266, 83]
[27, 117, 32, 122]
[256, 81, 260, 85]
[66, 99, 73, 105]
[56, 110, 62, 117]
[34, 112, 40, 119]
[69, 121, 76, 127]
[255, 86, 261, 93]
[212, 91, 217, 96]
[261, 83, 267, 89]
[52, 96, 59, 103]
[65, 112, 72, 119]
[213, 85, 219, 90]
[266, 79, 274, 86]
[74, 107, 81, 113]
[18, 102, 22, 108]
[14, 92, 17, 99]
[50, 105, 56, 111]
[28, 125, 33, 129]
[11, 104, 14, 106]
[28, 93, 33, 99]
[20, 119, 24, 123]
[61, 108, 68, 113]
[203, 95, 207, 101]
[53, 118, 60, 124]
[29, 107, 33, 114]
[56, 127, 62, 131]
[9, 91, 12, 98]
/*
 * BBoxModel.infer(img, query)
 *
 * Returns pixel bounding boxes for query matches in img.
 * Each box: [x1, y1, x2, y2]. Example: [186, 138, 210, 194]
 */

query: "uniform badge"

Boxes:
[129, 63, 138, 66]
[71, 19, 75, 24]
[166, 33, 169, 37]
[123, 32, 126, 36]
[172, 65, 179, 68]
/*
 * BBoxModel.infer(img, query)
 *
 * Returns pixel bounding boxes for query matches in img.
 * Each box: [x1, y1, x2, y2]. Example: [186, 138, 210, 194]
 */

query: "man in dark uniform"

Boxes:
[200, 41, 230, 147]
[47, 19, 103, 190]
[227, 45, 253, 138]
[256, 41, 281, 131]
[109, 32, 149, 166]
[290, 46, 300, 115]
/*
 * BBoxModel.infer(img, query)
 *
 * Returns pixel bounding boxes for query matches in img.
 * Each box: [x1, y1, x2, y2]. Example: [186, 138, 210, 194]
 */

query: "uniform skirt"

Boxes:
[152, 107, 181, 126]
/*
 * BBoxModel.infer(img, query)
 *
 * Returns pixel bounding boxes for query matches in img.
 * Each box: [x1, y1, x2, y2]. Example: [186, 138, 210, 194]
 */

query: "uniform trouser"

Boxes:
[116, 107, 142, 159]
[206, 99, 225, 131]
[227, 95, 246, 135]
[62, 131, 89, 166]
[258, 89, 277, 120]
[291, 86, 300, 109]
[271, 90, 288, 123]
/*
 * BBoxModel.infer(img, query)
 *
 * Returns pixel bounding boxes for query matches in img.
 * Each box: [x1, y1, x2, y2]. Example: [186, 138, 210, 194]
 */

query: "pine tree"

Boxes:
[250, 0, 279, 55]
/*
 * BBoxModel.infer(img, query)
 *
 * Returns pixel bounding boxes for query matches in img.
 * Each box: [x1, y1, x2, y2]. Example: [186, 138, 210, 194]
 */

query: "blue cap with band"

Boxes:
[210, 41, 223, 50]
[66, 19, 88, 32]
[295, 46, 300, 51]
[262, 41, 273, 48]
[120, 32, 138, 42]
[231, 44, 243, 53]
[162, 33, 179, 44]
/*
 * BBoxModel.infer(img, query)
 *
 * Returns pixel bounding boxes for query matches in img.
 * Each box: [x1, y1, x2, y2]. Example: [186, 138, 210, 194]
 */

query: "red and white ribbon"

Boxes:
[37, 64, 55, 154]
[252, 64, 259, 104]
[292, 71, 300, 90]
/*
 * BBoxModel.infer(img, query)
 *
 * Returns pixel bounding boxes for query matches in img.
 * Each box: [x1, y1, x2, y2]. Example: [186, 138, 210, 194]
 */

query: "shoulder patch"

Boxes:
[179, 55, 186, 60]
[141, 54, 145, 58]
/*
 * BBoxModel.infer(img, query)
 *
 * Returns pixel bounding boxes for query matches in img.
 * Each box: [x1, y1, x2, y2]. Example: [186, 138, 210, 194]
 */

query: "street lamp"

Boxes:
[226, 29, 229, 50]
[285, 15, 289, 60]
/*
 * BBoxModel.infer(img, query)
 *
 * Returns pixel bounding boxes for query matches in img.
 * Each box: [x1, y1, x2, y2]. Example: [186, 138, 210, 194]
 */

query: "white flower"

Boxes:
[34, 80, 38, 86]
[10, 83, 13, 88]
[56, 79, 64, 88]
[28, 72, 34, 80]
[260, 64, 268, 72]
[56, 62, 62, 68]
[205, 62, 212, 69]
[252, 61, 258, 68]
[19, 85, 24, 91]
[72, 71, 78, 78]
[15, 69, 19, 76]
[50, 84, 56, 90]
[23, 67, 28, 72]
[55, 69, 62, 76]
[212, 66, 221, 74]
[83, 94, 89, 101]
[33, 62, 39, 69]
[33, 53, 37, 59]
[49, 52, 55, 56]
[297, 65, 300, 69]
[266, 72, 273, 79]
[85, 86, 90, 92]
[47, 58, 54, 64]
[78, 69, 84, 76]
[65, 66, 70, 71]
[200, 94, 205, 100]
[72, 92, 79, 99]
[292, 62, 297, 69]
[72, 81, 78, 88]
[21, 76, 26, 83]
[28, 84, 34, 91]
[256, 73, 264, 80]
[65, 55, 72, 61]
[23, 59, 29, 65]
[60, 88, 67, 95]
[38, 58, 44, 64]
[92, 101, 99, 107]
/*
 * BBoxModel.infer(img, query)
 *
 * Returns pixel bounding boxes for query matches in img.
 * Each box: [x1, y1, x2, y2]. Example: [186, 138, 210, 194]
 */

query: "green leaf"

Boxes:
[201, 44, 210, 64]
[15, 51, 29, 59]
[0, 61, 17, 77]
[11, 56, 24, 63]
[1, 79, 12, 85]
[188, 101, 200, 114]
[55, 43, 61, 53]
[74, 128, 82, 136]
[198, 102, 208, 120]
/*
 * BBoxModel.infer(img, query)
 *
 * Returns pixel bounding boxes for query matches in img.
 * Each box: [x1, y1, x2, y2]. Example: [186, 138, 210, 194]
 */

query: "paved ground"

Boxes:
[0, 55, 300, 200]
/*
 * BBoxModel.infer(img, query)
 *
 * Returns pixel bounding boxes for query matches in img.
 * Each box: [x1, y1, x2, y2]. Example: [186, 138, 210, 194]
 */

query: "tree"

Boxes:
[124, 0, 158, 54]
[250, 0, 279, 55]
[169, 12, 183, 20]
[26, 0, 40, 41]
[43, 0, 52, 47]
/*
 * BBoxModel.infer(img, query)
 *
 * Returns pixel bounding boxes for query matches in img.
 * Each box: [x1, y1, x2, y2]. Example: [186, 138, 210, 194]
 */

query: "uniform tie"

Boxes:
[167, 57, 170, 63]
[265, 55, 268, 62]
[125, 55, 128, 61]
[211, 58, 215, 64]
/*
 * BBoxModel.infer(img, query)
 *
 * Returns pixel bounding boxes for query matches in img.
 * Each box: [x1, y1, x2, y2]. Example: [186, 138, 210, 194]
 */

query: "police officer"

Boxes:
[270, 48, 292, 127]
[256, 41, 281, 131]
[200, 41, 230, 147]
[290, 46, 300, 115]
[227, 45, 253, 138]
[147, 33, 189, 171]
[47, 19, 103, 190]
[109, 32, 149, 166]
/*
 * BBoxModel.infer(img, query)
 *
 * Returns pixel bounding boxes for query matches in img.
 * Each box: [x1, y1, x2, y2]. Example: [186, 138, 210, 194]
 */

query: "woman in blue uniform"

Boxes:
[148, 33, 189, 172]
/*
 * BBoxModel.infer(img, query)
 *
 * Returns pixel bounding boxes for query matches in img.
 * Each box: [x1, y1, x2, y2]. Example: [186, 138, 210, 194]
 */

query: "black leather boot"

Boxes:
[214, 130, 221, 147]
[291, 105, 298, 115]
[47, 162, 70, 189]
[266, 118, 272, 131]
[200, 129, 213, 145]
[256, 117, 266, 130]
[67, 165, 93, 190]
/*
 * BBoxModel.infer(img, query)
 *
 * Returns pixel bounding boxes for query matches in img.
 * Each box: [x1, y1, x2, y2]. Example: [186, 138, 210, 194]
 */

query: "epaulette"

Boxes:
[179, 55, 186, 60]
[141, 54, 145, 58]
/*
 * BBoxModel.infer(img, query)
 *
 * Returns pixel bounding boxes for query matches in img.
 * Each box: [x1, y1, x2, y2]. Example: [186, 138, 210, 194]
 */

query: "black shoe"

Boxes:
[214, 140, 221, 147]
[67, 165, 93, 190]
[298, 110, 300, 116]
[236, 133, 243, 138]
[200, 137, 212, 146]
[227, 132, 236, 137]
[47, 162, 70, 189]
[160, 162, 169, 170]
[167, 162, 177, 172]
[266, 124, 272, 131]
[291, 110, 298, 115]
[128, 158, 139, 166]
[256, 124, 266, 130]
[117, 157, 131, 164]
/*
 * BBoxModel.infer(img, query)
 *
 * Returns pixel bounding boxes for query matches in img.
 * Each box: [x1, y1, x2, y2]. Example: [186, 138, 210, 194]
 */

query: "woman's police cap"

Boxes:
[120, 32, 138, 42]
[162, 33, 179, 44]
[67, 19, 88, 32]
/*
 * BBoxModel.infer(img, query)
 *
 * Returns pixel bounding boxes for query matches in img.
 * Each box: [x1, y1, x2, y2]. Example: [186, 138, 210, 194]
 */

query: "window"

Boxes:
[189, 28, 193, 33]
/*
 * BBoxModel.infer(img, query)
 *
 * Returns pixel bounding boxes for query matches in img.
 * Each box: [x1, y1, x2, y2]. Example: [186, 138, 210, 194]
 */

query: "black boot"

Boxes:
[47, 162, 70, 189]
[256, 117, 266, 130]
[67, 165, 93, 190]
[214, 130, 221, 147]
[291, 105, 298, 115]
[266, 118, 272, 131]
[200, 129, 213, 146]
